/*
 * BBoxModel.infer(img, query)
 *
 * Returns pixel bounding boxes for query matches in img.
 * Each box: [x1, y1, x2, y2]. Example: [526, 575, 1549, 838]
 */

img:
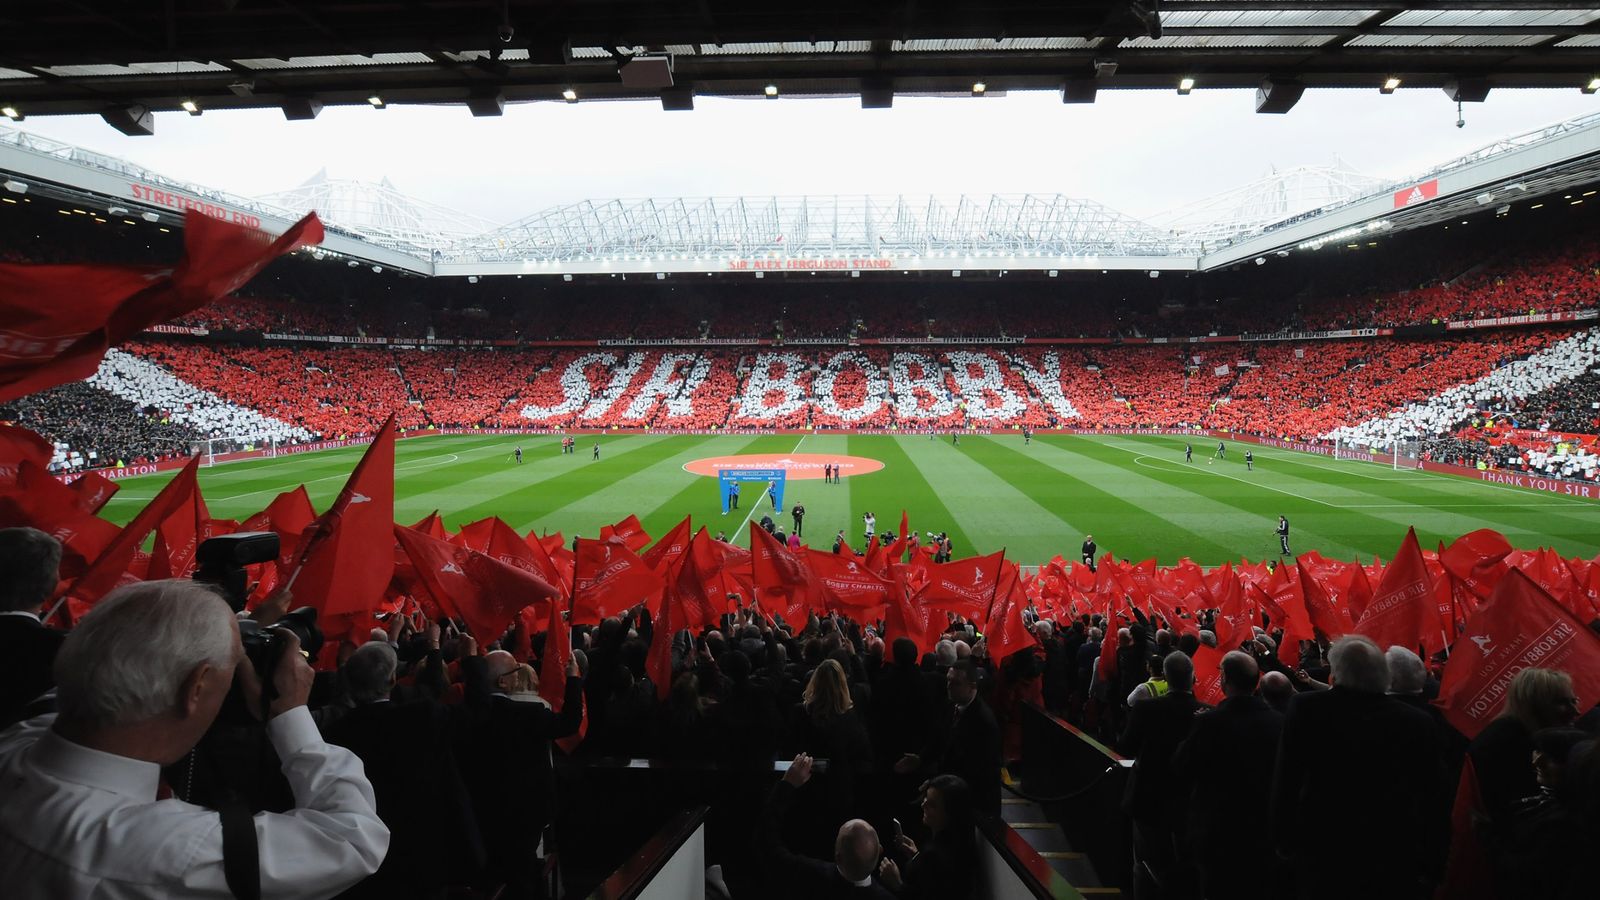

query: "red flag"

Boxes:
[146, 465, 210, 581]
[750, 524, 817, 627]
[1354, 527, 1443, 656]
[58, 455, 203, 619]
[0, 423, 52, 486]
[1434, 568, 1600, 739]
[1440, 529, 1513, 603]
[394, 525, 560, 643]
[539, 594, 587, 753]
[1211, 563, 1253, 648]
[572, 536, 664, 625]
[239, 486, 316, 605]
[289, 416, 396, 619]
[1346, 559, 1375, 623]
[599, 514, 652, 553]
[984, 561, 1036, 663]
[0, 211, 323, 402]
[647, 554, 687, 701]
[641, 515, 692, 575]
[0, 461, 121, 578]
[523, 527, 574, 595]
[1296, 557, 1352, 640]
[884, 566, 942, 658]
[66, 470, 119, 515]
[804, 547, 896, 612]
[408, 510, 451, 540]
[1191, 643, 1226, 706]
[915, 551, 1005, 623]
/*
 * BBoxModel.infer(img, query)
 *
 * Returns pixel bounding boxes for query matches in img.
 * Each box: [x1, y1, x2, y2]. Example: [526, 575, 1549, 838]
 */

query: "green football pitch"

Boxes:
[98, 433, 1600, 566]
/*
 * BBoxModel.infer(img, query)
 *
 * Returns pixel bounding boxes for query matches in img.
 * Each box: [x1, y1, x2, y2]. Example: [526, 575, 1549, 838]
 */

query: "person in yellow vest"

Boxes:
[1126, 654, 1170, 706]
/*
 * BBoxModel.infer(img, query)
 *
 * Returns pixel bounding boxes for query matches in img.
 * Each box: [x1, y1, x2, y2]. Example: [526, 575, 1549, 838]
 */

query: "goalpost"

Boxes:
[1391, 438, 1423, 471]
[188, 436, 279, 467]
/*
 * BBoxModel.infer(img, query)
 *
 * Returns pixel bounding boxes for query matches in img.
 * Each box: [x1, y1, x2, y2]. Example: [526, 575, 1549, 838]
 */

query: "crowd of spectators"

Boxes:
[4, 519, 1597, 899]
[0, 381, 199, 471]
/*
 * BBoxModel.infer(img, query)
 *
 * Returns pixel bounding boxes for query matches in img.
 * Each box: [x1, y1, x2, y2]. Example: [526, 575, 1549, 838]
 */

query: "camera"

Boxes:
[193, 534, 325, 716]
[239, 607, 324, 712]
[195, 532, 280, 612]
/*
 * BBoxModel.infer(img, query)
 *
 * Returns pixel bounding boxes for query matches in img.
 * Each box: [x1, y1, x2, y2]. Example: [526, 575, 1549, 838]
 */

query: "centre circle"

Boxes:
[682, 453, 885, 480]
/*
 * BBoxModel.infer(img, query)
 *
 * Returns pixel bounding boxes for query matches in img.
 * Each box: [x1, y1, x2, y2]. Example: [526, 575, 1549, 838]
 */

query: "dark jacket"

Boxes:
[0, 613, 64, 727]
[323, 699, 483, 899]
[1119, 690, 1205, 825]
[928, 696, 1002, 816]
[1173, 694, 1283, 898]
[1270, 687, 1445, 896]
[760, 781, 897, 900]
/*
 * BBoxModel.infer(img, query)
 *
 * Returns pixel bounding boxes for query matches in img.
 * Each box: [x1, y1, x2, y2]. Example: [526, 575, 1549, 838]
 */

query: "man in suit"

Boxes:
[322, 642, 483, 900]
[459, 648, 584, 899]
[1270, 635, 1445, 900]
[0, 528, 64, 728]
[1173, 651, 1284, 900]
[913, 659, 1002, 817]
[761, 753, 895, 900]
[1118, 651, 1205, 893]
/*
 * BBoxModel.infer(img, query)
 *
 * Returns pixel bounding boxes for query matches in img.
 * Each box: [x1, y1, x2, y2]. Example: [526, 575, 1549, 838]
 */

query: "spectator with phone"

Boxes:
[877, 774, 978, 900]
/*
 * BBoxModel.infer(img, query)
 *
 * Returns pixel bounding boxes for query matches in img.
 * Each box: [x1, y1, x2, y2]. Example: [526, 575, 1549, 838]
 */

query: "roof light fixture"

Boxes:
[1177, 77, 1195, 95]
[1382, 77, 1402, 94]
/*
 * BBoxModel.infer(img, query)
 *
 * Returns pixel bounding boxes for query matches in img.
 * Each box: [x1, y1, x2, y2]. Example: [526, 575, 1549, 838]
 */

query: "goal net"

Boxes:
[188, 436, 278, 467]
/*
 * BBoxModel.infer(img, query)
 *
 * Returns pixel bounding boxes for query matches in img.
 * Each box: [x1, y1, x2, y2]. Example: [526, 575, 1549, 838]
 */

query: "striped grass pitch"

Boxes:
[98, 434, 1600, 566]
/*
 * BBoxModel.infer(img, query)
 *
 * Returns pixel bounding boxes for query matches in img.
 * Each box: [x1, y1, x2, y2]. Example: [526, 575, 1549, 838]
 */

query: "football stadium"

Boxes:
[4, 4, 1600, 899]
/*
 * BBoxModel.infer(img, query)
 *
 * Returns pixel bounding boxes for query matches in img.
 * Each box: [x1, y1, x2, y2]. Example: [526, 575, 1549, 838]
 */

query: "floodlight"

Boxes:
[367, 94, 386, 108]
[141, 211, 159, 222]
[107, 205, 128, 215]
[562, 88, 578, 102]
[1177, 77, 1195, 95]
[1586, 77, 1600, 95]
[467, 275, 479, 283]
[180, 98, 200, 115]
[971, 82, 987, 96]
[2, 180, 25, 194]
[1381, 77, 1401, 94]
[371, 265, 383, 273]
[0, 106, 19, 121]
[764, 84, 779, 98]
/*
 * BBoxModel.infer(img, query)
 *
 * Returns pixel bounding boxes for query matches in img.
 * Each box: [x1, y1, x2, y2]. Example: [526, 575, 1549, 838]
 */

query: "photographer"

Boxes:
[0, 579, 389, 898]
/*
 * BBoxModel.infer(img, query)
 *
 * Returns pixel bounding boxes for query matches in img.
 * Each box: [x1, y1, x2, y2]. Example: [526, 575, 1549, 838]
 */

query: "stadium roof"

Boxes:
[5, 109, 1600, 276]
[4, 3, 1600, 124]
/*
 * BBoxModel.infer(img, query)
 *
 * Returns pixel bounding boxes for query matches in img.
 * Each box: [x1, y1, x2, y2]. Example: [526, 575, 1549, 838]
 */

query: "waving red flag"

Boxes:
[408, 510, 452, 540]
[915, 550, 1006, 623]
[805, 547, 896, 612]
[1440, 529, 1513, 603]
[238, 486, 317, 606]
[56, 455, 202, 621]
[750, 525, 818, 626]
[600, 514, 652, 553]
[65, 470, 119, 515]
[572, 536, 664, 625]
[1296, 557, 1352, 640]
[1211, 563, 1253, 648]
[1345, 559, 1375, 623]
[0, 423, 52, 487]
[1435, 568, 1600, 739]
[1354, 527, 1443, 656]
[539, 594, 587, 752]
[145, 465, 211, 580]
[0, 211, 323, 403]
[885, 566, 942, 658]
[646, 556, 685, 701]
[394, 525, 560, 643]
[984, 560, 1037, 664]
[288, 416, 396, 619]
[0, 461, 121, 578]
[642, 515, 692, 575]
[1191, 644, 1226, 706]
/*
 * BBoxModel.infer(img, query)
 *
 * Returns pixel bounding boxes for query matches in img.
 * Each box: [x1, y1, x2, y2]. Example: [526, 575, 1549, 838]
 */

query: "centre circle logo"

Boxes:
[682, 453, 884, 480]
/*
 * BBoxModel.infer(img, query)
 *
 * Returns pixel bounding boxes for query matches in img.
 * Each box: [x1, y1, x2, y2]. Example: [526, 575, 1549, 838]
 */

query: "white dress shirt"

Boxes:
[0, 707, 390, 899]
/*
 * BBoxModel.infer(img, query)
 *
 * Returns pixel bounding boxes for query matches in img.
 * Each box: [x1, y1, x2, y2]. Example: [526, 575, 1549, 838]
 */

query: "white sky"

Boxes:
[14, 87, 1599, 226]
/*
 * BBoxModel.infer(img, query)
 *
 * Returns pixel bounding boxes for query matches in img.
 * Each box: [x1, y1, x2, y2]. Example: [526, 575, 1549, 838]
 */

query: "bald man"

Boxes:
[761, 754, 894, 899]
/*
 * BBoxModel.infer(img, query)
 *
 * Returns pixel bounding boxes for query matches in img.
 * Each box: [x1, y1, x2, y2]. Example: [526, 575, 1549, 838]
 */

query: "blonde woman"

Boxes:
[786, 658, 874, 859]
